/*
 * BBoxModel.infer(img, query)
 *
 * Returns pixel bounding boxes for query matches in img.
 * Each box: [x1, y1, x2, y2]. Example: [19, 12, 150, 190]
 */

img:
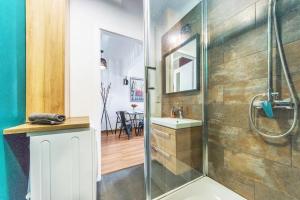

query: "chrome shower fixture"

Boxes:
[249, 0, 298, 138]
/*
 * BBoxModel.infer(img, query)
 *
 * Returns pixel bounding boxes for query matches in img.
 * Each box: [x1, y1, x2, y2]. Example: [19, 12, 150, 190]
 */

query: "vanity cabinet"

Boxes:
[151, 123, 202, 175]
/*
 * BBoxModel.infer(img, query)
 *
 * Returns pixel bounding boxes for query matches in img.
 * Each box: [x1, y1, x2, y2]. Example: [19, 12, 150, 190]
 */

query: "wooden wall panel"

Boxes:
[26, 0, 66, 118]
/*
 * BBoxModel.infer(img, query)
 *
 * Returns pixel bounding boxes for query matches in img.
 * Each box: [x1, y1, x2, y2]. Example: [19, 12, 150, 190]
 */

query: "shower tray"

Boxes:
[156, 177, 246, 200]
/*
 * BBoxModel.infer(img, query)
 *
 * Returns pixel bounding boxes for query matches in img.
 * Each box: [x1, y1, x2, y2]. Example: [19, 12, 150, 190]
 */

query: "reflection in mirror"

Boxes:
[164, 34, 199, 94]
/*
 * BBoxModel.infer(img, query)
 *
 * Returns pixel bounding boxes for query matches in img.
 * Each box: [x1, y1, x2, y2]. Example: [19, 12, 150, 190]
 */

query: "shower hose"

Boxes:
[249, 0, 298, 138]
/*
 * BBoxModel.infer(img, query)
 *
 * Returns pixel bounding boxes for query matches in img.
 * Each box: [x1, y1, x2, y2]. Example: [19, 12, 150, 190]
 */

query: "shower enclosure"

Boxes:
[144, 0, 207, 199]
[144, 0, 300, 199]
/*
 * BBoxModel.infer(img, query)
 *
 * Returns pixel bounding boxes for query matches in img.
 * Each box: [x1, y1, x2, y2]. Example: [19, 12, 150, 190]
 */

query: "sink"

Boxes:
[151, 117, 203, 129]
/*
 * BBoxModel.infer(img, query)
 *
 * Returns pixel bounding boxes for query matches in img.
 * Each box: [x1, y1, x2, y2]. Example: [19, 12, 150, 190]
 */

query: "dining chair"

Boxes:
[115, 111, 131, 135]
[137, 119, 144, 136]
[136, 114, 144, 136]
[119, 111, 132, 139]
[115, 111, 122, 135]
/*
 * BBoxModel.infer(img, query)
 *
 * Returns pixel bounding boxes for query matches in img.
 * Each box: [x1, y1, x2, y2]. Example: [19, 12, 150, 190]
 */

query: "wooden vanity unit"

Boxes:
[151, 118, 202, 175]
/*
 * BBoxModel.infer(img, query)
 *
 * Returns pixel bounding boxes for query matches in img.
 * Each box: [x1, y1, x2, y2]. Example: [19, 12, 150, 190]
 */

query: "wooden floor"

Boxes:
[101, 130, 144, 175]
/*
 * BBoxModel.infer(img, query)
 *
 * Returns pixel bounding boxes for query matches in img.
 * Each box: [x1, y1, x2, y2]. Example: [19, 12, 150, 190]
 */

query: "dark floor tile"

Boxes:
[98, 162, 203, 200]
[99, 165, 145, 200]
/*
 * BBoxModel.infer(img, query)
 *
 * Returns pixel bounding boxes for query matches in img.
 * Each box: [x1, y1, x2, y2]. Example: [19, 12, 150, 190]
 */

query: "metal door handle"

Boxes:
[147, 66, 156, 71]
[146, 66, 156, 91]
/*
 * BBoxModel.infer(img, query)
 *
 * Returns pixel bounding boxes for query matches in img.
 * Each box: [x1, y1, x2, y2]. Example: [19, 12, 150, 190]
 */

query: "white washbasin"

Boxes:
[151, 117, 202, 129]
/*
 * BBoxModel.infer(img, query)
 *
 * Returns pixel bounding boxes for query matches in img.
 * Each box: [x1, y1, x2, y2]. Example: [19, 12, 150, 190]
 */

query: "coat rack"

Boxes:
[101, 82, 113, 135]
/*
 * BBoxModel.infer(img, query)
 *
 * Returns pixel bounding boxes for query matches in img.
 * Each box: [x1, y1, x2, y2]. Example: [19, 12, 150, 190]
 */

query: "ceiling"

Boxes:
[100, 0, 143, 16]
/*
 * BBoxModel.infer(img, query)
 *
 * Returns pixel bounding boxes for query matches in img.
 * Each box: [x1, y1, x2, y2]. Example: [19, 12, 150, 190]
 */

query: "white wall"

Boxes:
[101, 51, 144, 130]
[69, 0, 143, 131]
[69, 0, 143, 178]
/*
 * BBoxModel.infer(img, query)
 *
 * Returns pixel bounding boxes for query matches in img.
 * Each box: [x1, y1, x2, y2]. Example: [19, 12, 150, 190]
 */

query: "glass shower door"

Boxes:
[144, 0, 206, 199]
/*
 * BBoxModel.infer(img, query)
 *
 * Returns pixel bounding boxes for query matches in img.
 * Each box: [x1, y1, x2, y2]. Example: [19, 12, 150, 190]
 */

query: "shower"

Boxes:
[249, 0, 298, 138]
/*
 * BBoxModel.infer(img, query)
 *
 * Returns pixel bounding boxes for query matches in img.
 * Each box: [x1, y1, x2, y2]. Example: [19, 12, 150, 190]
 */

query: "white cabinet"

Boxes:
[29, 128, 97, 200]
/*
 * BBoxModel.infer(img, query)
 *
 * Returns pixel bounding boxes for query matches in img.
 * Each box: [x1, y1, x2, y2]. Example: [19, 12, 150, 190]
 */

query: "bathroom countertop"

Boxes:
[151, 117, 203, 129]
[3, 117, 90, 135]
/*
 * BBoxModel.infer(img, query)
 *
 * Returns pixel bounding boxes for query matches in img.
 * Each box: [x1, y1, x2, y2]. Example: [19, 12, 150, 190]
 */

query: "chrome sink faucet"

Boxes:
[171, 106, 184, 119]
[178, 107, 184, 119]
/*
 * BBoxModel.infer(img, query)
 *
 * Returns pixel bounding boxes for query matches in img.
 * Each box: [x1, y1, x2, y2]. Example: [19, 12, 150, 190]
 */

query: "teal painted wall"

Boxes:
[0, 0, 27, 199]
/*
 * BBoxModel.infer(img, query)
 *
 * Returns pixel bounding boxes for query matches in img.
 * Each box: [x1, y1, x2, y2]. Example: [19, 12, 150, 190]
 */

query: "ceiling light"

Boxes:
[100, 50, 107, 70]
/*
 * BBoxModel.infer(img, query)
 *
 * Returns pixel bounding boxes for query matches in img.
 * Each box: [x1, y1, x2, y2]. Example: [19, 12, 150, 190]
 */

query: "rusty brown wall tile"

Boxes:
[209, 122, 291, 165]
[208, 142, 255, 200]
[281, 4, 300, 45]
[254, 183, 298, 200]
[223, 150, 266, 181]
[207, 141, 224, 181]
[292, 134, 300, 169]
[270, 162, 300, 198]
[220, 169, 255, 200]
[279, 72, 300, 100]
[256, 0, 300, 25]
[224, 150, 300, 198]
[208, 103, 250, 129]
[209, 51, 269, 86]
[208, 46, 224, 67]
[210, 5, 256, 43]
[255, 0, 268, 27]
[281, 40, 300, 74]
[223, 78, 267, 104]
[209, 64, 226, 86]
[206, 0, 300, 199]
[208, 85, 223, 104]
[162, 93, 201, 105]
[223, 26, 266, 63]
[208, 0, 257, 26]
[161, 103, 202, 120]
[224, 52, 268, 81]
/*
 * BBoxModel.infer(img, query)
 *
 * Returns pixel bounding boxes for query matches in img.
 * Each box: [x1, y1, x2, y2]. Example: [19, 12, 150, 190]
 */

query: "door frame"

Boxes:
[143, 0, 209, 199]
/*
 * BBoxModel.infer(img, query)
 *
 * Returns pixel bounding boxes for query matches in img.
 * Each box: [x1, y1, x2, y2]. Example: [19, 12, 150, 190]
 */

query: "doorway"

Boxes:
[100, 30, 145, 175]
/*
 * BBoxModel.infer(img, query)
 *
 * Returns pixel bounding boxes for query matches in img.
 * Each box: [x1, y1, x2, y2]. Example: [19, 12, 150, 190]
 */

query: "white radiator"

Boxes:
[28, 128, 97, 200]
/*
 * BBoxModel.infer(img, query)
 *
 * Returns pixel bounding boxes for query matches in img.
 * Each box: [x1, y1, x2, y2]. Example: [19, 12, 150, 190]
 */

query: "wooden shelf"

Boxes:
[4, 117, 90, 135]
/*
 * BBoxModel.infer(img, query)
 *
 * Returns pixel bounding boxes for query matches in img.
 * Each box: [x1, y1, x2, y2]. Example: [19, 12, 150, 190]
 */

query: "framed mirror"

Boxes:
[163, 34, 200, 94]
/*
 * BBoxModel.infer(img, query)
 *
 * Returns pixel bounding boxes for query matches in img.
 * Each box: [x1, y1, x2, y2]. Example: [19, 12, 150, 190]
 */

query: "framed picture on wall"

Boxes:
[130, 77, 144, 102]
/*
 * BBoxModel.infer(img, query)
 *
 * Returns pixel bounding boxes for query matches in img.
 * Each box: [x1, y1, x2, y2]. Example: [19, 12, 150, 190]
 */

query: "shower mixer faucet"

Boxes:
[249, 0, 298, 138]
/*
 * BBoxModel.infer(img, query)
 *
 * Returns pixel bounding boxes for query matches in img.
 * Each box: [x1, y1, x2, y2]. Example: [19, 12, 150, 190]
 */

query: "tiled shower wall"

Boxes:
[207, 0, 300, 199]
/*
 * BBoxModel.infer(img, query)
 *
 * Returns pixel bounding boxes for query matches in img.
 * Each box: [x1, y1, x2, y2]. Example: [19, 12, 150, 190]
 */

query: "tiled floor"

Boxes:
[98, 162, 202, 200]
[98, 164, 146, 200]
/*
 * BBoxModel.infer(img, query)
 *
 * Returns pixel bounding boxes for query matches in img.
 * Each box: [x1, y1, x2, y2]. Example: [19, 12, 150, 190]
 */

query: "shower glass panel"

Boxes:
[145, 0, 205, 199]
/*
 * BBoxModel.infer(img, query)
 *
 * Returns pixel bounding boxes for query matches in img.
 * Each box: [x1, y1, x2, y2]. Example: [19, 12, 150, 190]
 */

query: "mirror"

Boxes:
[164, 34, 200, 94]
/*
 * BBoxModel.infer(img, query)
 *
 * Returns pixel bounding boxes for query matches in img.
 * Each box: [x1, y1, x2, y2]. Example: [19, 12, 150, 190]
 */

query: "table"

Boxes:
[126, 110, 144, 135]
